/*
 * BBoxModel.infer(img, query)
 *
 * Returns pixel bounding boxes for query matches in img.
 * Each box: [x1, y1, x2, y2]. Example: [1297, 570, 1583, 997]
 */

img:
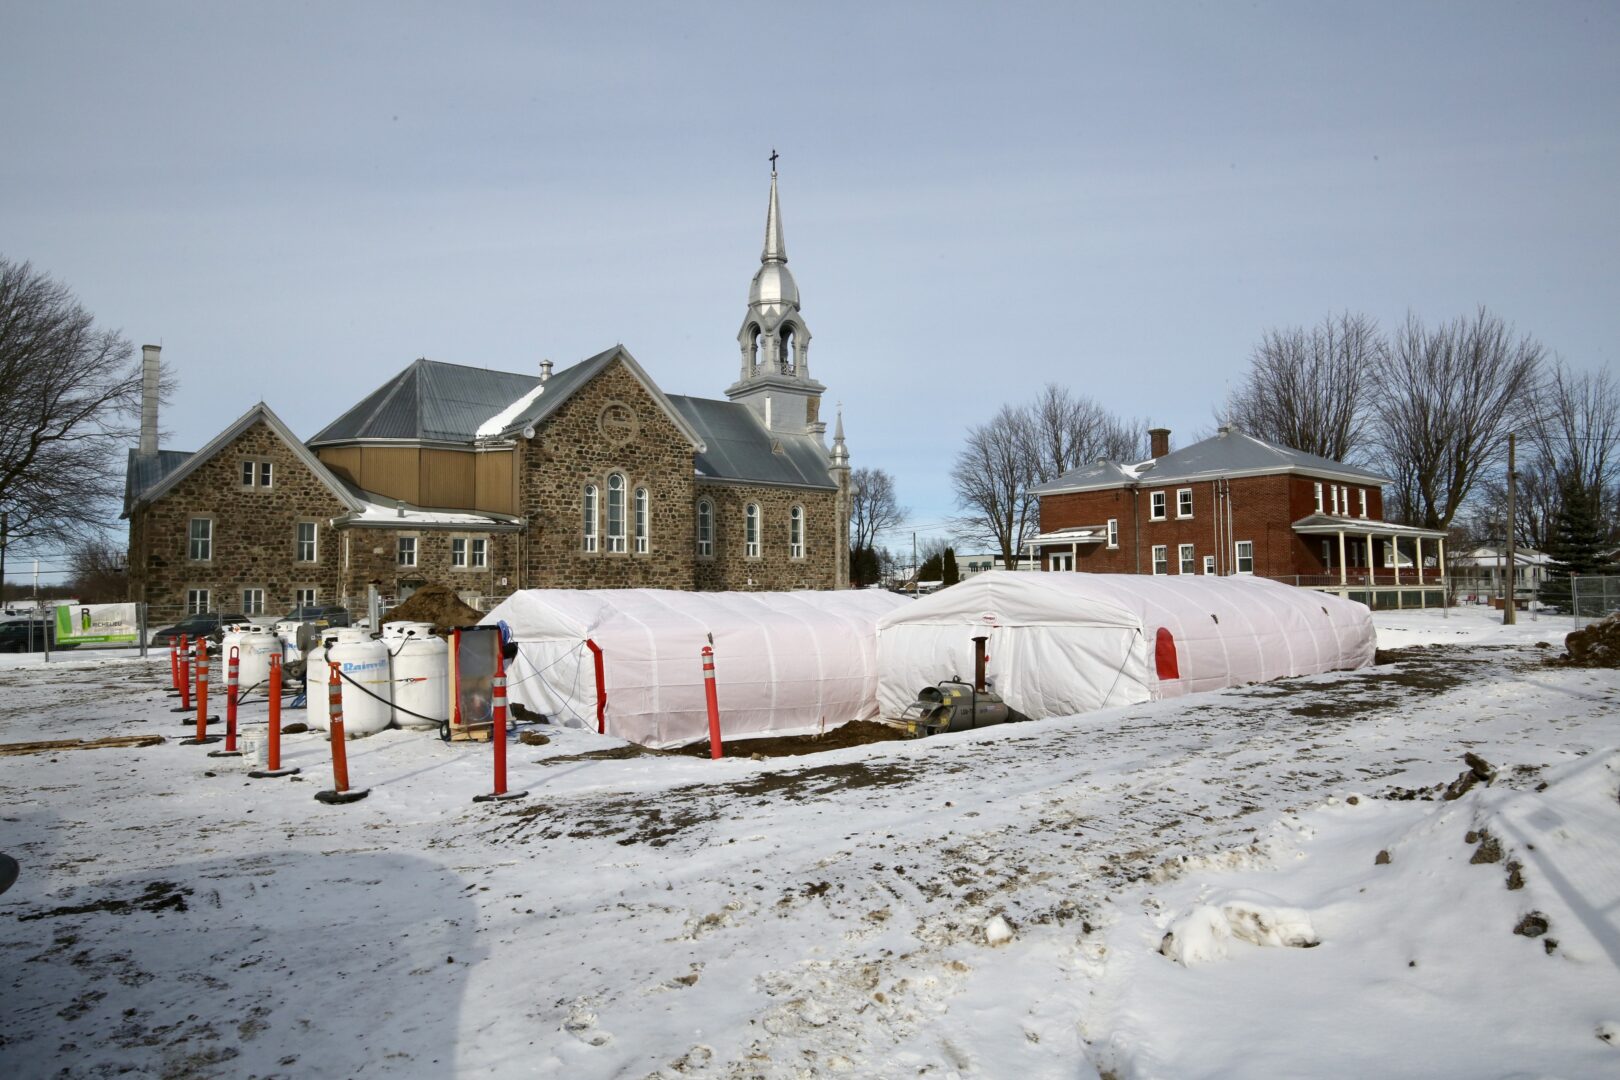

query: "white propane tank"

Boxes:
[384, 624, 449, 729]
[220, 625, 282, 696]
[311, 629, 393, 738]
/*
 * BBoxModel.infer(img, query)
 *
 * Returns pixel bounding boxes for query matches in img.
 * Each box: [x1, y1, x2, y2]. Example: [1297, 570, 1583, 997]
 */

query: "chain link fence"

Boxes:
[1571, 576, 1620, 628]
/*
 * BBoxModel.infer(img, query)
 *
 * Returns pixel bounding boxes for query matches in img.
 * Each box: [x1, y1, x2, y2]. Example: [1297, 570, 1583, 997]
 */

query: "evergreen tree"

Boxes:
[1542, 477, 1617, 611]
[850, 545, 882, 589]
[941, 546, 961, 587]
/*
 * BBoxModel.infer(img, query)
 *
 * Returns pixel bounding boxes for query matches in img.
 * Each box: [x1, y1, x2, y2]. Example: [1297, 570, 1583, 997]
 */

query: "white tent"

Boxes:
[481, 589, 912, 748]
[875, 572, 1376, 720]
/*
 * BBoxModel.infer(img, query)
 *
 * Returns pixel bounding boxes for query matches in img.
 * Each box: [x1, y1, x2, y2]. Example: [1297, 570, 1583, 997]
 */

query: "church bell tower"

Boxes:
[727, 157, 827, 437]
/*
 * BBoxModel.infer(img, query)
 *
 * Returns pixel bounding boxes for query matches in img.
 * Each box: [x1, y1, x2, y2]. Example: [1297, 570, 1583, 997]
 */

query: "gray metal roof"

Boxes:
[123, 449, 193, 516]
[669, 395, 835, 490]
[1034, 429, 1390, 495]
[309, 359, 541, 445]
[490, 347, 620, 437]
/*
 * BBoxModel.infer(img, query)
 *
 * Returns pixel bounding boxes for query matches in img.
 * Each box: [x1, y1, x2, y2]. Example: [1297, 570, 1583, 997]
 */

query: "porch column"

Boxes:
[1366, 533, 1375, 587]
[1071, 541, 1078, 571]
[1438, 537, 1446, 586]
[1416, 536, 1425, 585]
[1392, 536, 1401, 585]
[1337, 530, 1347, 586]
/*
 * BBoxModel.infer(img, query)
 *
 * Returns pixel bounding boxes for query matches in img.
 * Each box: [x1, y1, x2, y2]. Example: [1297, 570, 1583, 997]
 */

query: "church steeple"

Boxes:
[730, 154, 825, 436]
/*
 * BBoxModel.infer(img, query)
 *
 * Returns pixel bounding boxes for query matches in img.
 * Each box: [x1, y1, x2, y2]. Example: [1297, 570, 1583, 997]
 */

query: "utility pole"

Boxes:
[912, 532, 918, 599]
[1504, 432, 1517, 626]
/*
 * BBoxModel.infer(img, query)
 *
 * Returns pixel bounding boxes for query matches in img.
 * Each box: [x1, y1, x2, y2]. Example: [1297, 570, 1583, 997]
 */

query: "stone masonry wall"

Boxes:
[694, 482, 838, 591]
[518, 359, 698, 589]
[130, 419, 347, 623]
[338, 527, 520, 607]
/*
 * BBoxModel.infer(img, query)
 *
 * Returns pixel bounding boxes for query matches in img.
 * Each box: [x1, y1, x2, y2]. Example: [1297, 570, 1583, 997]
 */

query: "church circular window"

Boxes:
[598, 401, 639, 445]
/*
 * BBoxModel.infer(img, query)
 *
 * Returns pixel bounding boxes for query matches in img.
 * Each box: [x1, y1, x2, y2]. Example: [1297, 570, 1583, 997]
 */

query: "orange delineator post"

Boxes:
[327, 661, 351, 792]
[492, 660, 508, 795]
[267, 653, 283, 770]
[224, 647, 240, 752]
[169, 640, 180, 692]
[194, 648, 210, 743]
[702, 645, 723, 760]
[177, 636, 192, 712]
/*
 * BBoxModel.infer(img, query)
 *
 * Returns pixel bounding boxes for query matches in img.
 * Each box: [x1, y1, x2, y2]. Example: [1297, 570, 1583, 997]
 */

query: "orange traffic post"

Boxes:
[316, 660, 369, 804]
[181, 644, 220, 745]
[171, 635, 193, 713]
[702, 645, 723, 760]
[474, 651, 527, 804]
[168, 640, 180, 694]
[250, 652, 300, 778]
[209, 647, 243, 758]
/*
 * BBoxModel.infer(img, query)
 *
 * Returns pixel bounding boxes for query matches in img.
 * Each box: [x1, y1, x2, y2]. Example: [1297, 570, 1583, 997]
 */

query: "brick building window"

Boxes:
[745, 503, 761, 558]
[789, 505, 805, 559]
[634, 487, 649, 554]
[296, 522, 317, 562]
[1314, 482, 1324, 513]
[295, 587, 317, 608]
[1152, 545, 1168, 575]
[583, 485, 599, 552]
[188, 518, 212, 561]
[1176, 489, 1193, 518]
[471, 538, 487, 568]
[1331, 485, 1340, 514]
[1359, 489, 1368, 518]
[606, 473, 627, 553]
[1235, 540, 1254, 574]
[1106, 518, 1118, 549]
[1203, 555, 1215, 575]
[242, 588, 265, 615]
[187, 588, 210, 614]
[452, 538, 468, 567]
[1150, 491, 1166, 520]
[696, 500, 713, 557]
[1179, 544, 1196, 574]
[397, 536, 417, 567]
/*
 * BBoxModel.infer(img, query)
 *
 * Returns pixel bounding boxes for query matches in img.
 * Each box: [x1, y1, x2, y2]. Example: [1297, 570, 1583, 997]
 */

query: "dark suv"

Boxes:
[150, 612, 248, 647]
[276, 605, 351, 629]
[0, 619, 74, 653]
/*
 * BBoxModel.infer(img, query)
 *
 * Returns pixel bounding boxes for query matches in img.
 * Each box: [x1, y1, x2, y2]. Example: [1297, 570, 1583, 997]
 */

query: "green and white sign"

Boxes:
[53, 602, 140, 645]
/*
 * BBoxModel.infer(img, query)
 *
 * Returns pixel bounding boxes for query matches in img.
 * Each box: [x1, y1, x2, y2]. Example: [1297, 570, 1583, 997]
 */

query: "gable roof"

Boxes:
[668, 396, 836, 490]
[308, 358, 540, 445]
[487, 346, 707, 452]
[123, 449, 194, 516]
[123, 403, 365, 517]
[1033, 429, 1390, 496]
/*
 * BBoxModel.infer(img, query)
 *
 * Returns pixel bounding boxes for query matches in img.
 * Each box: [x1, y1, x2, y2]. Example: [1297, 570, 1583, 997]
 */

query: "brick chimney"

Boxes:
[139, 345, 161, 455]
[1148, 427, 1170, 459]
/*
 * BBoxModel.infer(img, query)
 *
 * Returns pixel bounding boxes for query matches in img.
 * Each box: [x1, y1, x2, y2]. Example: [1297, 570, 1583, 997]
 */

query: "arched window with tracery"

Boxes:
[696, 499, 713, 557]
[744, 503, 761, 558]
[634, 486, 649, 553]
[582, 484, 599, 552]
[789, 504, 805, 559]
[606, 473, 627, 553]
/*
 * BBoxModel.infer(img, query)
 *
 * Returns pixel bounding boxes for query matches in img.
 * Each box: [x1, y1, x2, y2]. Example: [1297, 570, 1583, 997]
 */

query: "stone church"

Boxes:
[123, 169, 852, 622]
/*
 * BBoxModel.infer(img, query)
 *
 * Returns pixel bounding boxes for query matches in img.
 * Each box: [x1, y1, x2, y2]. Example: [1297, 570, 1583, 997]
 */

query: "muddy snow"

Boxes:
[1, 607, 1617, 1078]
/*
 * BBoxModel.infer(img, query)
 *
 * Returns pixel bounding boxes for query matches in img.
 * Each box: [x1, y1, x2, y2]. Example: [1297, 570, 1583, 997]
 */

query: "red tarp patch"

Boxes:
[1154, 626, 1180, 681]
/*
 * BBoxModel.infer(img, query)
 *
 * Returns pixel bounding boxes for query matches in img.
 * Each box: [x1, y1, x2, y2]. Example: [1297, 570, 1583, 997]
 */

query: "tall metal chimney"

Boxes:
[139, 345, 161, 455]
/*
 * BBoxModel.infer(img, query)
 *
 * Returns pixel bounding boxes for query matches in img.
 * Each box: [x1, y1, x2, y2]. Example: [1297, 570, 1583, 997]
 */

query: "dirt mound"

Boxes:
[380, 584, 484, 633]
[1559, 612, 1620, 668]
[671, 719, 910, 759]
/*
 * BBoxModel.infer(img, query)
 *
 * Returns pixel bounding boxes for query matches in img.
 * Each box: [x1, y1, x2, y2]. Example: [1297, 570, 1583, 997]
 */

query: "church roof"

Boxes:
[669, 396, 836, 490]
[308, 358, 540, 445]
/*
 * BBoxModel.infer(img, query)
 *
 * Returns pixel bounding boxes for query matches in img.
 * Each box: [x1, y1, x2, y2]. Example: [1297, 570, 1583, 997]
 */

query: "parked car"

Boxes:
[150, 612, 248, 648]
[274, 605, 352, 629]
[0, 619, 76, 653]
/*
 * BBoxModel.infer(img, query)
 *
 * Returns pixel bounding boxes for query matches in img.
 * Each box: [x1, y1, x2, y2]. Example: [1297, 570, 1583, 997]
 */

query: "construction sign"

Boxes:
[53, 602, 140, 645]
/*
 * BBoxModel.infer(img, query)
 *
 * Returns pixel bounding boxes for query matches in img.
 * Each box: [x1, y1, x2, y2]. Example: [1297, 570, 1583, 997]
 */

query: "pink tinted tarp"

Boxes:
[875, 572, 1375, 721]
[482, 589, 910, 748]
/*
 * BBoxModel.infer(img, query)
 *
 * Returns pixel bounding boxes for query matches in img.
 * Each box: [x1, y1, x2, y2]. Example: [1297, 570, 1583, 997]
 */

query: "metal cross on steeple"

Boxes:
[769, 148, 779, 174]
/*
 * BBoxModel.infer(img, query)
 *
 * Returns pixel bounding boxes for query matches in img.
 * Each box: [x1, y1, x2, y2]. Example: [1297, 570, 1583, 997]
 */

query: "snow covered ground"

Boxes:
[1, 606, 1616, 1078]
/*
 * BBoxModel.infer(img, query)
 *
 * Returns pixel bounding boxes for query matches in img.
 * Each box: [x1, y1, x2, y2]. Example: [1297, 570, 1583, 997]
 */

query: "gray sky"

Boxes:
[3, 1, 1616, 559]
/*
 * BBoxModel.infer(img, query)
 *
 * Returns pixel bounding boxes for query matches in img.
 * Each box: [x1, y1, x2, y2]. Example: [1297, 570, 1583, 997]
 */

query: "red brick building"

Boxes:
[1028, 426, 1448, 607]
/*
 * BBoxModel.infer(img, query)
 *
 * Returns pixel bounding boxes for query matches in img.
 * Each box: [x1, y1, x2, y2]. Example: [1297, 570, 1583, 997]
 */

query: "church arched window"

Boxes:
[744, 503, 761, 558]
[606, 473, 627, 553]
[779, 325, 795, 375]
[582, 484, 598, 553]
[747, 324, 762, 376]
[634, 487, 649, 554]
[789, 504, 805, 559]
[696, 499, 713, 557]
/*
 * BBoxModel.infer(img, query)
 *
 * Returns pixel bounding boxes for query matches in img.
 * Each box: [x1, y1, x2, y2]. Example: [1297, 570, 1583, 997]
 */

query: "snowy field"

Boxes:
[1, 607, 1617, 1078]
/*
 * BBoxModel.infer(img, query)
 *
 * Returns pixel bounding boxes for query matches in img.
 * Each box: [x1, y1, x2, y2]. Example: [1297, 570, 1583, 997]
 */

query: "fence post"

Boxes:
[316, 660, 369, 804]
[250, 651, 301, 779]
[473, 651, 527, 804]
[702, 645, 723, 760]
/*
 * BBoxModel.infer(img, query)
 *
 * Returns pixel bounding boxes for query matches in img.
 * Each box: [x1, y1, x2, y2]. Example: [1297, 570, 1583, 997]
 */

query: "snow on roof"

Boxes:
[475, 382, 545, 438]
[340, 496, 519, 529]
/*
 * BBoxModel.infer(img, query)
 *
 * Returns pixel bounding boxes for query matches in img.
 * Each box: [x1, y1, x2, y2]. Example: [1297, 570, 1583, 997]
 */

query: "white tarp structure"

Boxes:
[875, 571, 1376, 720]
[481, 588, 911, 749]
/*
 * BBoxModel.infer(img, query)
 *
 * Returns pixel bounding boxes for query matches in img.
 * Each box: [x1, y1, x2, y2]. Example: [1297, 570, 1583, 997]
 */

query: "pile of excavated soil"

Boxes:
[1560, 612, 1620, 668]
[670, 719, 911, 759]
[380, 584, 484, 633]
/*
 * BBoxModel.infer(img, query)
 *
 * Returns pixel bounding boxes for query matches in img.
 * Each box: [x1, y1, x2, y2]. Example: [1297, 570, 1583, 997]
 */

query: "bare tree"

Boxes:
[1029, 384, 1147, 481]
[951, 404, 1040, 569]
[69, 535, 128, 602]
[1374, 308, 1543, 530]
[849, 466, 907, 553]
[0, 258, 144, 547]
[1222, 311, 1381, 462]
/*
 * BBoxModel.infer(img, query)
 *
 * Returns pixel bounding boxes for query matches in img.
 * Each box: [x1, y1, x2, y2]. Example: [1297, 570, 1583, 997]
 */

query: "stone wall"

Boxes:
[518, 359, 698, 589]
[129, 419, 347, 623]
[338, 527, 521, 607]
[694, 481, 838, 591]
